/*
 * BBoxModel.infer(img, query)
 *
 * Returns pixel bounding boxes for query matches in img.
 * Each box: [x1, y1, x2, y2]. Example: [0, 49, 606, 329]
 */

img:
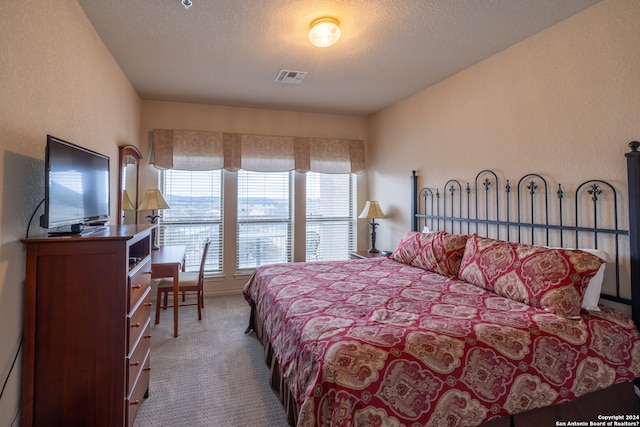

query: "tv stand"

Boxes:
[47, 222, 85, 235]
[21, 224, 154, 427]
[46, 223, 110, 236]
[80, 225, 108, 235]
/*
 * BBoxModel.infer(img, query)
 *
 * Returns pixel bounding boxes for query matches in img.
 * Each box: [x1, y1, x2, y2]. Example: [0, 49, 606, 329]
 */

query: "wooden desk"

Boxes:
[151, 245, 186, 337]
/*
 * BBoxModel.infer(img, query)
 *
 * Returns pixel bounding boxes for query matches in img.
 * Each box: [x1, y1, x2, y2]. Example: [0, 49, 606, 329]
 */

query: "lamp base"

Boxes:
[368, 220, 379, 254]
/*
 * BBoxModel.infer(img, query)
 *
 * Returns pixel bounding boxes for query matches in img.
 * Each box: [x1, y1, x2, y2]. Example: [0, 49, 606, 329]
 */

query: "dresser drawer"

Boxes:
[127, 323, 150, 395]
[128, 289, 151, 353]
[128, 259, 151, 312]
[127, 352, 150, 427]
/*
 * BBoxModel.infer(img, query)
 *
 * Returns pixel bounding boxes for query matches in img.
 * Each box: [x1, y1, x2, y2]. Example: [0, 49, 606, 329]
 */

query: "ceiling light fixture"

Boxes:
[181, 0, 193, 9]
[308, 17, 341, 48]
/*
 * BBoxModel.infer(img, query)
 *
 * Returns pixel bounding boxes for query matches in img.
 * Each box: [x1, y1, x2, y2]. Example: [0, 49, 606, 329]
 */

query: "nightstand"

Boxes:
[349, 250, 383, 259]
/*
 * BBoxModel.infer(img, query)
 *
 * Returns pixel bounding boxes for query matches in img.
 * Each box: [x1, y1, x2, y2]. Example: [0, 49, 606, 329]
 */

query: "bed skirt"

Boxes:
[248, 304, 639, 427]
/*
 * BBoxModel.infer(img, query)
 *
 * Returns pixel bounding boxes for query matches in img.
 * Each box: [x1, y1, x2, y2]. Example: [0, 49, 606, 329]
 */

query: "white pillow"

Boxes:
[577, 248, 608, 311]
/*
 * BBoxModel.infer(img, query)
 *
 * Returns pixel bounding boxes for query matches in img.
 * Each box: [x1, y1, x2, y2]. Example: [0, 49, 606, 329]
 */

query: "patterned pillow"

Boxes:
[391, 231, 468, 278]
[458, 234, 604, 317]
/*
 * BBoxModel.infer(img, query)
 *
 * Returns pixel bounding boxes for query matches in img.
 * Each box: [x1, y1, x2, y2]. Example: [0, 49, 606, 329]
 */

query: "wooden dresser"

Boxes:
[21, 224, 154, 427]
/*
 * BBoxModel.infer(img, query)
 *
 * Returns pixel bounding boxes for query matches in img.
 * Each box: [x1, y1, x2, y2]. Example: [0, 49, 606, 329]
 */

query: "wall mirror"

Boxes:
[118, 145, 143, 225]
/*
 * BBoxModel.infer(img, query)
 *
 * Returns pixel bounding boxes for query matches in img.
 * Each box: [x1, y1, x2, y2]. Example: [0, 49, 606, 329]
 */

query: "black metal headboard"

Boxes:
[411, 142, 640, 328]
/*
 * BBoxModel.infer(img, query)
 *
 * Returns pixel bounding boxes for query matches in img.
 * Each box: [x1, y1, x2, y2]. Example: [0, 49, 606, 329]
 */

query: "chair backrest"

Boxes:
[197, 239, 211, 289]
[306, 231, 320, 260]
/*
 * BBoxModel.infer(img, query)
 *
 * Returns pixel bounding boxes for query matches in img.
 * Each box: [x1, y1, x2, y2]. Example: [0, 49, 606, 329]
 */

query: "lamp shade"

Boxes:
[139, 189, 170, 211]
[359, 201, 385, 219]
[308, 17, 341, 47]
[122, 190, 135, 211]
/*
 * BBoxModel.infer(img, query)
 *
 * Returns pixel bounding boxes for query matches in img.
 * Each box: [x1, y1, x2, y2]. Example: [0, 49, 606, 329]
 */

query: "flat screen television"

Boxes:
[40, 135, 110, 231]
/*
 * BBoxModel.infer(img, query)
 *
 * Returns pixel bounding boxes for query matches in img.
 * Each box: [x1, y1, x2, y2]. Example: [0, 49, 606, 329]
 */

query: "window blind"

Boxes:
[159, 170, 223, 273]
[306, 172, 355, 261]
[237, 170, 293, 270]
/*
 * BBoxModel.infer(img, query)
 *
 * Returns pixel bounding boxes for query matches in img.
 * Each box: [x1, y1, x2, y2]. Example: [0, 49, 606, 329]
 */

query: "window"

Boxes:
[237, 171, 293, 270]
[158, 169, 356, 274]
[306, 172, 355, 261]
[159, 170, 223, 273]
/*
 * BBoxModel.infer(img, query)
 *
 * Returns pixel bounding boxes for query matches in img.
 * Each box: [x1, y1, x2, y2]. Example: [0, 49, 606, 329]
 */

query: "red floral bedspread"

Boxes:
[243, 257, 640, 426]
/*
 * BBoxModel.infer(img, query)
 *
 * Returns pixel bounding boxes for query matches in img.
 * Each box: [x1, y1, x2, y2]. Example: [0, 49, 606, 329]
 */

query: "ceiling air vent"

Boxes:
[275, 70, 307, 85]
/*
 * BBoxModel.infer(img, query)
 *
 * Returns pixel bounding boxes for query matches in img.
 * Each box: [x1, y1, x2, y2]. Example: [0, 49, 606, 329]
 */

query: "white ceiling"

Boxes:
[77, 0, 601, 116]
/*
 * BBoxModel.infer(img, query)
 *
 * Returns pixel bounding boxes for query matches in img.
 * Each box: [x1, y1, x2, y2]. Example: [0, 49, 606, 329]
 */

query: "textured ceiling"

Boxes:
[76, 0, 601, 116]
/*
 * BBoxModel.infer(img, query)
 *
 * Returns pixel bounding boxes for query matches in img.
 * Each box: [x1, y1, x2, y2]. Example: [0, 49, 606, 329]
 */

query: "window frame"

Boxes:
[158, 169, 224, 274]
[236, 170, 294, 271]
[305, 172, 357, 261]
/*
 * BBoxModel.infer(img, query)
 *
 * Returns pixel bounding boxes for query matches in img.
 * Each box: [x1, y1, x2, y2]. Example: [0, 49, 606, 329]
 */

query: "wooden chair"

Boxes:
[306, 231, 320, 260]
[155, 239, 210, 323]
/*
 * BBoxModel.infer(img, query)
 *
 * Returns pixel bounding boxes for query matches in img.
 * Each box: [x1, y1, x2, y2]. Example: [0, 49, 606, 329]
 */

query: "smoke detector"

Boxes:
[274, 70, 307, 85]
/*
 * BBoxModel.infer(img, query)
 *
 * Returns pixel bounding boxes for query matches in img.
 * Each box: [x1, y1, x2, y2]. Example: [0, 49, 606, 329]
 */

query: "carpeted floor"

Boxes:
[134, 293, 290, 427]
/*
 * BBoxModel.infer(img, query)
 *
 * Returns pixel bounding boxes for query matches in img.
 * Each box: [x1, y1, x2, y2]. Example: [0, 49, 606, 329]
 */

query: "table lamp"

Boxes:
[121, 189, 136, 223]
[139, 189, 170, 250]
[122, 190, 135, 211]
[358, 201, 386, 253]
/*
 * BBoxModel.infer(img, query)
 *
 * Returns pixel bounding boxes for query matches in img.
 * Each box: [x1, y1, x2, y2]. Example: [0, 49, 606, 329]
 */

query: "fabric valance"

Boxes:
[150, 129, 365, 174]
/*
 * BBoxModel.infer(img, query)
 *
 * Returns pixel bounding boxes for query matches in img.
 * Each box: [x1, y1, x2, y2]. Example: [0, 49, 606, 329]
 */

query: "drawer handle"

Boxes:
[144, 272, 153, 275]
[143, 367, 151, 372]
[130, 400, 140, 406]
[131, 323, 141, 328]
[130, 361, 140, 367]
[144, 334, 152, 339]
[144, 302, 152, 307]
[132, 284, 142, 289]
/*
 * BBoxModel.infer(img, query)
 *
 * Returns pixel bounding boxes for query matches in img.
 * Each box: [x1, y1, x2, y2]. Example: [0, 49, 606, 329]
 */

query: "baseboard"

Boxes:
[204, 289, 244, 297]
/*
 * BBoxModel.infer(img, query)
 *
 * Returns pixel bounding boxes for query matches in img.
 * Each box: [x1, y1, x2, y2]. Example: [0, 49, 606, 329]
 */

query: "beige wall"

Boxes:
[139, 100, 369, 294]
[368, 0, 640, 252]
[0, 0, 141, 422]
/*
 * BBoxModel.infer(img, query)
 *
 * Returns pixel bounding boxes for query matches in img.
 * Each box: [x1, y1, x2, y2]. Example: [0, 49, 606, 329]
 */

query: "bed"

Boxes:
[244, 142, 640, 426]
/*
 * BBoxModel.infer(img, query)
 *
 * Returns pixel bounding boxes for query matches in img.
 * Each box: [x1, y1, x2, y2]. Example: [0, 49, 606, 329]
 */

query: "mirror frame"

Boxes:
[118, 145, 143, 225]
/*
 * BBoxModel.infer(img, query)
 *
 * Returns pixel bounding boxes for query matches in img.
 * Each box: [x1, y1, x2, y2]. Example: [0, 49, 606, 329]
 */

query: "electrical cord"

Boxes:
[10, 405, 20, 427]
[25, 198, 44, 239]
[0, 334, 23, 401]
